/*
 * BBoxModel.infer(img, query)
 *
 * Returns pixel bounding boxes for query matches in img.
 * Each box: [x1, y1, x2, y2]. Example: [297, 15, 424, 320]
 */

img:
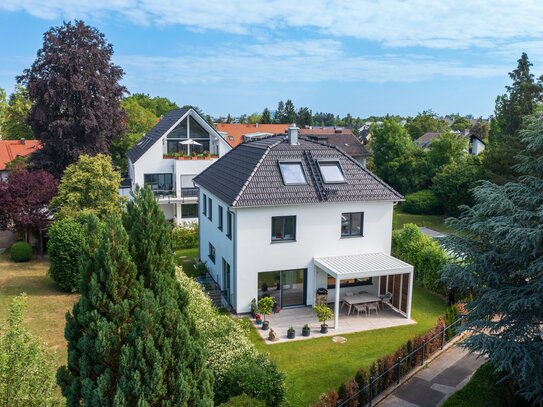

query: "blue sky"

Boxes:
[1, 1, 543, 118]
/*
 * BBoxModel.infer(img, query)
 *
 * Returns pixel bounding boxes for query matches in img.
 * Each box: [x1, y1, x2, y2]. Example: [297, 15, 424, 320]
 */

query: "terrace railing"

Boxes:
[336, 315, 465, 407]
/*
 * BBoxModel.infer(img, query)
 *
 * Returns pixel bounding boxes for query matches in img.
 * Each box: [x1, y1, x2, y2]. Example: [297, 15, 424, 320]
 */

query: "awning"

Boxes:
[314, 252, 413, 280]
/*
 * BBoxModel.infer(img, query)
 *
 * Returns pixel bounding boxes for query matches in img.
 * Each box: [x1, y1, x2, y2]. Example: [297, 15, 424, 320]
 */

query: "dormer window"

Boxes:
[279, 162, 307, 185]
[318, 161, 346, 183]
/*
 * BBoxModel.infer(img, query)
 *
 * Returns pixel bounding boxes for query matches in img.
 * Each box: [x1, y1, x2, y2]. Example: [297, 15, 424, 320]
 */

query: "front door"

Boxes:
[258, 269, 306, 308]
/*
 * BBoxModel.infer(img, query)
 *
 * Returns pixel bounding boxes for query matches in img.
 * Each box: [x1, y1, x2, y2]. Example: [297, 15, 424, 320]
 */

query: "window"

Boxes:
[181, 204, 198, 219]
[218, 205, 224, 230]
[271, 216, 296, 242]
[327, 276, 371, 289]
[202, 194, 207, 215]
[208, 242, 216, 263]
[226, 211, 233, 239]
[207, 197, 212, 221]
[319, 161, 346, 183]
[279, 162, 307, 185]
[144, 174, 174, 193]
[341, 212, 364, 237]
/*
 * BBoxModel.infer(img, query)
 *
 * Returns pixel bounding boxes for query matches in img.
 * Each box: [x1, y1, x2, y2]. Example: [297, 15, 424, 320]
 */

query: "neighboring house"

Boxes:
[194, 125, 414, 328]
[416, 131, 486, 155]
[358, 124, 372, 143]
[0, 139, 41, 179]
[126, 108, 231, 224]
[304, 132, 369, 168]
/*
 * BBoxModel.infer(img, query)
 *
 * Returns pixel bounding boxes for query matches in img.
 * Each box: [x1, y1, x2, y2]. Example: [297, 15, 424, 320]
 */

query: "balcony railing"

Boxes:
[151, 187, 199, 199]
[181, 187, 198, 197]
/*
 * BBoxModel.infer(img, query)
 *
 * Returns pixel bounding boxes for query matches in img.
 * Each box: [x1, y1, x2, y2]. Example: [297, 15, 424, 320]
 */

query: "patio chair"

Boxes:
[380, 292, 393, 310]
[354, 304, 367, 317]
[367, 302, 379, 316]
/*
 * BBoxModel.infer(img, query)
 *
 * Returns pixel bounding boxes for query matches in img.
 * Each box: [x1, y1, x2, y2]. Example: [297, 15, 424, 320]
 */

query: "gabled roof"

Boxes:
[0, 139, 41, 170]
[127, 108, 226, 163]
[194, 135, 402, 208]
[416, 131, 486, 149]
[305, 133, 369, 158]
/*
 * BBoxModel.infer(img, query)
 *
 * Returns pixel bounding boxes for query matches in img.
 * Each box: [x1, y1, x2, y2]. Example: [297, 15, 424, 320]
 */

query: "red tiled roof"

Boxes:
[0, 139, 41, 170]
[215, 124, 353, 147]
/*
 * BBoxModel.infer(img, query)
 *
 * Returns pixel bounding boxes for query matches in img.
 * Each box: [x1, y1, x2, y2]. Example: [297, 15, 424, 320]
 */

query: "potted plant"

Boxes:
[314, 304, 333, 334]
[272, 302, 281, 314]
[250, 298, 258, 318]
[302, 324, 311, 337]
[287, 326, 295, 339]
[255, 313, 263, 325]
[258, 296, 274, 331]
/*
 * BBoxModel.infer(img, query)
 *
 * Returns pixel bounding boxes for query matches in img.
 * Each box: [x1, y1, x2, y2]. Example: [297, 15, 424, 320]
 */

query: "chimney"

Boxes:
[19, 138, 25, 145]
[287, 123, 299, 145]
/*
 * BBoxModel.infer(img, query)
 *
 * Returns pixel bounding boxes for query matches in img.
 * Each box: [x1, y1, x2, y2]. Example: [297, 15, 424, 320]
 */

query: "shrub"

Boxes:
[218, 394, 266, 407]
[172, 222, 198, 249]
[215, 357, 286, 406]
[10, 241, 32, 262]
[392, 223, 448, 292]
[402, 189, 443, 215]
[47, 216, 87, 292]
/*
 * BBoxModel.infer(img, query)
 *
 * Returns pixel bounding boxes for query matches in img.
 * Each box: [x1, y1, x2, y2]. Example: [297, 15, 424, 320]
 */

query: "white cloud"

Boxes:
[3, 0, 543, 50]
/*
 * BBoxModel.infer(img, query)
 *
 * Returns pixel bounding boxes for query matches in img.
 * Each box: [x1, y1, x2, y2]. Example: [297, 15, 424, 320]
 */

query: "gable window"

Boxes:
[218, 205, 224, 230]
[226, 211, 233, 239]
[166, 115, 211, 154]
[208, 197, 213, 221]
[208, 242, 216, 263]
[202, 194, 207, 215]
[341, 212, 364, 237]
[319, 161, 346, 183]
[279, 162, 307, 185]
[272, 216, 296, 242]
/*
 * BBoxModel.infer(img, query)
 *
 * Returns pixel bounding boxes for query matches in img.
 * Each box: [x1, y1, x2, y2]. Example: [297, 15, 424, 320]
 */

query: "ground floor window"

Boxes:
[327, 276, 372, 289]
[181, 204, 198, 218]
[258, 269, 306, 308]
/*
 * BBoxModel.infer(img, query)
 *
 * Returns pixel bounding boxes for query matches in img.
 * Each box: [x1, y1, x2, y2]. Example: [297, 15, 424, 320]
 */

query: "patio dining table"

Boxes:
[344, 293, 381, 315]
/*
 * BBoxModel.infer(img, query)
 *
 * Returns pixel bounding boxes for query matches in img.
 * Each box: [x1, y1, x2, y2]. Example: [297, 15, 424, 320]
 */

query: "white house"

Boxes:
[125, 108, 231, 224]
[416, 131, 486, 155]
[194, 125, 414, 329]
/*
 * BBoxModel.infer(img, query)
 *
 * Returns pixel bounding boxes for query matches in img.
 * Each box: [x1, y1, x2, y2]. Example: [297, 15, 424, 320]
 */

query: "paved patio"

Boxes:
[252, 305, 415, 344]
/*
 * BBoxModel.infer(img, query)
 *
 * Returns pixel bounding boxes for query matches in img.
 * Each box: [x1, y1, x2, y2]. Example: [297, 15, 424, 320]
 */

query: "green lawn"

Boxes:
[249, 285, 447, 407]
[394, 210, 452, 234]
[174, 247, 200, 277]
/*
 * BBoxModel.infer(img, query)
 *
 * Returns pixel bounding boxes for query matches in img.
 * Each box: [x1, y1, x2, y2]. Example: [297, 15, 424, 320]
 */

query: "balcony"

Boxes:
[151, 187, 199, 202]
[181, 187, 198, 197]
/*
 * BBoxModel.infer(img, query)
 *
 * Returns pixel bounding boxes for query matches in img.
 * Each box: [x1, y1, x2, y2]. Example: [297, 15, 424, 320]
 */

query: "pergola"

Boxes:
[313, 253, 414, 329]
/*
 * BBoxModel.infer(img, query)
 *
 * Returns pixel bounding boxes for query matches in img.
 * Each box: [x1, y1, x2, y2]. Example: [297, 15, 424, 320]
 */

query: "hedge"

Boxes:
[172, 222, 198, 249]
[392, 223, 448, 292]
[314, 305, 463, 407]
[401, 190, 443, 215]
[10, 241, 32, 262]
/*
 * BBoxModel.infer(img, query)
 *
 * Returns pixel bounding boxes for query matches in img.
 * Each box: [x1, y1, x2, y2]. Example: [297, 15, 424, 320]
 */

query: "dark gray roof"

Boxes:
[305, 133, 369, 158]
[416, 131, 486, 149]
[127, 108, 190, 163]
[194, 135, 402, 208]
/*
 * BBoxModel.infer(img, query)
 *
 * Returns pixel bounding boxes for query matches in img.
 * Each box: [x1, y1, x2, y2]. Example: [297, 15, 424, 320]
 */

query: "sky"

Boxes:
[1, 1, 543, 118]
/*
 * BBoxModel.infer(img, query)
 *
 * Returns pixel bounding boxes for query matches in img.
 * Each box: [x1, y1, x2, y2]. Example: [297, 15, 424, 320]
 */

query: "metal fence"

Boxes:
[337, 315, 465, 407]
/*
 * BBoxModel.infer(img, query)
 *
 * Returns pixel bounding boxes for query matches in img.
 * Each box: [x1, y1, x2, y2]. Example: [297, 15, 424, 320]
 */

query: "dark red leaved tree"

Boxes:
[0, 170, 57, 254]
[17, 20, 127, 178]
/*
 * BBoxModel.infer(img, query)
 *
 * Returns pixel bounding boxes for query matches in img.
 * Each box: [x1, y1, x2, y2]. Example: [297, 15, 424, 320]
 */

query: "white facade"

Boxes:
[469, 136, 485, 155]
[197, 183, 400, 314]
[127, 109, 231, 224]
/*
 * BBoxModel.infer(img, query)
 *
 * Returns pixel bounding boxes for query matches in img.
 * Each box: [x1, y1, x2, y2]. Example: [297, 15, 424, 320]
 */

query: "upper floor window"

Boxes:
[144, 174, 173, 193]
[218, 205, 224, 230]
[279, 162, 307, 185]
[202, 194, 207, 215]
[319, 161, 346, 183]
[272, 216, 296, 242]
[207, 197, 213, 221]
[226, 211, 233, 239]
[341, 212, 364, 237]
[208, 242, 216, 263]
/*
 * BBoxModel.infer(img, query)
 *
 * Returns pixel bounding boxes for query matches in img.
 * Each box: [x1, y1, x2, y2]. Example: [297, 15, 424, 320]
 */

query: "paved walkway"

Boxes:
[377, 346, 486, 407]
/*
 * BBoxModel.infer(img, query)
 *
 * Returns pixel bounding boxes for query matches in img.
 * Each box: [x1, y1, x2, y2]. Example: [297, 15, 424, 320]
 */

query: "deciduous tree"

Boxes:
[426, 131, 468, 177]
[441, 113, 543, 404]
[2, 85, 32, 140]
[405, 110, 448, 140]
[51, 154, 124, 219]
[296, 107, 312, 127]
[18, 20, 127, 177]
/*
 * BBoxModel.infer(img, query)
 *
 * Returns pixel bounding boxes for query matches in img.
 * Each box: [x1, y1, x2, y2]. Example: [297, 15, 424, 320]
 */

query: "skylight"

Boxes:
[319, 161, 346, 183]
[279, 162, 307, 185]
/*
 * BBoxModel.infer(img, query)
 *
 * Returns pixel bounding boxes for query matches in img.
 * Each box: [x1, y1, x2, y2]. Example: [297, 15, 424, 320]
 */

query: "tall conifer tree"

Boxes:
[121, 186, 213, 406]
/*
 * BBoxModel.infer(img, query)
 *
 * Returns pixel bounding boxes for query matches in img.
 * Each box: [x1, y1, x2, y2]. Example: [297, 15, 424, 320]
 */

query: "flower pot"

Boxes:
[256, 319, 262, 325]
[302, 327, 311, 337]
[262, 320, 270, 330]
[320, 324, 328, 334]
[287, 330, 295, 339]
